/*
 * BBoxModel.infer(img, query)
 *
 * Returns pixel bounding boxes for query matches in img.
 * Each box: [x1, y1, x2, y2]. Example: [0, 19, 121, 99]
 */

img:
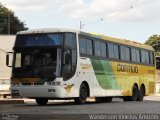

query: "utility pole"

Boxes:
[7, 14, 11, 34]
[80, 21, 85, 30]
[79, 18, 103, 30]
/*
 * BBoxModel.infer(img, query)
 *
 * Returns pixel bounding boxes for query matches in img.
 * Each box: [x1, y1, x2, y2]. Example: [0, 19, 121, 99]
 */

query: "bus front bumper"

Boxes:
[10, 85, 67, 98]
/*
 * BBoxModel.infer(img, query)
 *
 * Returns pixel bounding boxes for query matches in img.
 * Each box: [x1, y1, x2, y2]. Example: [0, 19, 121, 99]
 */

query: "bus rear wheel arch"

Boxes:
[74, 82, 90, 104]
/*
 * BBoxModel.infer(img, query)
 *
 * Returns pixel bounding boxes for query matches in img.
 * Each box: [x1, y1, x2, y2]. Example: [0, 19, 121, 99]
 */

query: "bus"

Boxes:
[6, 28, 156, 105]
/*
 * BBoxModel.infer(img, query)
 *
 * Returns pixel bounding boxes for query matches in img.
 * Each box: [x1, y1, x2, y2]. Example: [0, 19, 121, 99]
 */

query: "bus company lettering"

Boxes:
[117, 64, 138, 73]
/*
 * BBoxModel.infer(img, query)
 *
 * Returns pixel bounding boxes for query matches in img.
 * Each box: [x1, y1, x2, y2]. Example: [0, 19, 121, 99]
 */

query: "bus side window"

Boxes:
[86, 39, 93, 56]
[141, 50, 146, 64]
[120, 46, 126, 60]
[95, 41, 101, 57]
[114, 44, 119, 59]
[79, 37, 87, 54]
[101, 42, 107, 57]
[108, 43, 114, 58]
[136, 49, 140, 63]
[149, 52, 154, 65]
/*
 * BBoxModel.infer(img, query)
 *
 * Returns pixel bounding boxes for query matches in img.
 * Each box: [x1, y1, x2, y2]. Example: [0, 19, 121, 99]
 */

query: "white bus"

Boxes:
[0, 35, 15, 97]
[7, 28, 155, 105]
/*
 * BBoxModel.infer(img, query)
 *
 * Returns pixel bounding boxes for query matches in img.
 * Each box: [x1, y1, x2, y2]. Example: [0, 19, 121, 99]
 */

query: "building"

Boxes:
[0, 35, 15, 97]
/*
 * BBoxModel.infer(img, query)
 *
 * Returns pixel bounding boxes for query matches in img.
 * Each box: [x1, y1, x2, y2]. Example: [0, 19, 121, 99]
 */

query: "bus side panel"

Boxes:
[139, 65, 156, 96]
[90, 59, 122, 96]
[90, 59, 156, 97]
[111, 61, 156, 96]
[65, 58, 155, 98]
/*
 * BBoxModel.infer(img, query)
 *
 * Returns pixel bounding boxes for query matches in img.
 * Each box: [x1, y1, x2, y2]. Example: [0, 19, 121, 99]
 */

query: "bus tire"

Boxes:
[129, 85, 139, 101]
[74, 83, 88, 104]
[137, 85, 145, 101]
[36, 98, 48, 106]
[123, 85, 139, 101]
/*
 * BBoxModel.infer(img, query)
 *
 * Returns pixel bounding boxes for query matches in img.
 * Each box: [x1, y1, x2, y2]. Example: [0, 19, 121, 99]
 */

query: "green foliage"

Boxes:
[145, 34, 160, 55]
[0, 3, 28, 34]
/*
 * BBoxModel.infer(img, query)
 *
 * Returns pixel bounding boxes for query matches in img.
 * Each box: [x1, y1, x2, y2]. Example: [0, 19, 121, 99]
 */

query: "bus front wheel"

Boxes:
[36, 98, 48, 106]
[74, 83, 88, 104]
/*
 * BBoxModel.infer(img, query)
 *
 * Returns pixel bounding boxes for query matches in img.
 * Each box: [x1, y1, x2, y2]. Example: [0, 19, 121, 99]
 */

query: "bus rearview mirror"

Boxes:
[6, 52, 13, 67]
[65, 53, 70, 65]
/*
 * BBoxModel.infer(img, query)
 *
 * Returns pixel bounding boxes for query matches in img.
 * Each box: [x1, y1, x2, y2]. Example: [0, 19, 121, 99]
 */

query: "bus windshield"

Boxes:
[15, 33, 63, 47]
[12, 32, 77, 80]
[13, 48, 58, 78]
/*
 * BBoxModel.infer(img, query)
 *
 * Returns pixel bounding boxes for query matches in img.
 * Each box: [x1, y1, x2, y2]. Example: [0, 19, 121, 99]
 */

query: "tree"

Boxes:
[0, 3, 28, 34]
[145, 34, 160, 56]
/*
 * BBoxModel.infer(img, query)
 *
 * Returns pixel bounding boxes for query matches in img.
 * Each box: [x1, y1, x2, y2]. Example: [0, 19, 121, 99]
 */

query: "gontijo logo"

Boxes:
[117, 64, 138, 73]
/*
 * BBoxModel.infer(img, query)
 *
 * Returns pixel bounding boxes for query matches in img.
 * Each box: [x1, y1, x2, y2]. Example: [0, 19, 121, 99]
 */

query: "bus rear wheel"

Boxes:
[129, 85, 139, 101]
[74, 83, 88, 104]
[123, 85, 138, 101]
[36, 98, 48, 106]
[137, 85, 145, 101]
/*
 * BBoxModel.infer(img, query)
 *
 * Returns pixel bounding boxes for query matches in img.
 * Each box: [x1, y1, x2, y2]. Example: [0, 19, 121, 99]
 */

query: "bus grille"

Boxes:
[21, 82, 43, 85]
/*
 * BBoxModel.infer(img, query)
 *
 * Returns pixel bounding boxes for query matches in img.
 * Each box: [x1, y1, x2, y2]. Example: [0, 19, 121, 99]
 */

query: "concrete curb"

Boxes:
[155, 93, 160, 96]
[0, 99, 24, 104]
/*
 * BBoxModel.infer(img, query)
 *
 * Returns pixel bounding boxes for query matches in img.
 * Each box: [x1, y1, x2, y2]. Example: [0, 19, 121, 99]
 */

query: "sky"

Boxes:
[1, 0, 160, 43]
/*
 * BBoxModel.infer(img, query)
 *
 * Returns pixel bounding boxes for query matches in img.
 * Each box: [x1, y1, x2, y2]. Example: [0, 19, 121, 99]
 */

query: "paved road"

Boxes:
[0, 96, 160, 120]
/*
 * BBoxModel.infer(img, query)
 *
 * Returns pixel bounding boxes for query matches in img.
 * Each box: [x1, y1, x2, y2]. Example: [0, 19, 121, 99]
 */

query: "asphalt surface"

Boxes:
[0, 96, 160, 120]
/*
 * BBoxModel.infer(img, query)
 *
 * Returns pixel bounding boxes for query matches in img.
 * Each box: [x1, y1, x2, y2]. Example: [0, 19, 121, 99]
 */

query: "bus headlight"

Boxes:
[51, 81, 61, 86]
[11, 83, 18, 86]
[45, 81, 61, 86]
[11, 83, 22, 86]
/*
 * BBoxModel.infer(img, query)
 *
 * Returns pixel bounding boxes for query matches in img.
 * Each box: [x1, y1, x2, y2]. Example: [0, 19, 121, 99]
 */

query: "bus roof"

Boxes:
[17, 28, 154, 51]
[17, 28, 79, 35]
[80, 31, 154, 51]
